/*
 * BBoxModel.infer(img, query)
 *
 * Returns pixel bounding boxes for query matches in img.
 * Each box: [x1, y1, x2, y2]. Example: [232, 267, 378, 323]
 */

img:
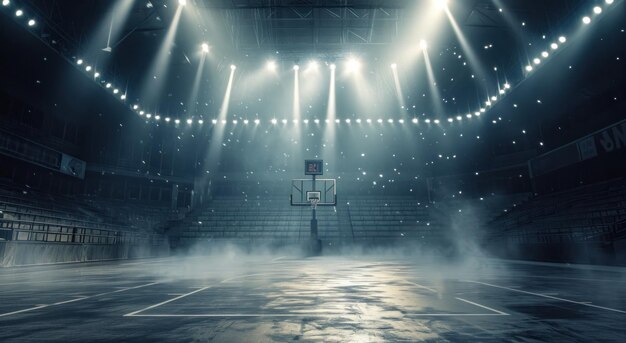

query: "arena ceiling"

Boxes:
[1, 0, 624, 180]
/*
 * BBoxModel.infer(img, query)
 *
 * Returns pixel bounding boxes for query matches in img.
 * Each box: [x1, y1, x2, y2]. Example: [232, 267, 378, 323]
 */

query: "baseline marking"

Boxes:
[0, 282, 158, 318]
[124, 286, 211, 317]
[455, 297, 509, 316]
[467, 280, 626, 314]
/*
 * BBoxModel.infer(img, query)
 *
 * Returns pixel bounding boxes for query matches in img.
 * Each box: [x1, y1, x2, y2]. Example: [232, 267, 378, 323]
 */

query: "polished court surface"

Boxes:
[1, 252, 625, 342]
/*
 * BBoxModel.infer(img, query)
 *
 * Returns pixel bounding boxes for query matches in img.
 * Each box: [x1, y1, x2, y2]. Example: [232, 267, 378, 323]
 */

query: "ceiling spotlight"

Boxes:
[419, 39, 428, 50]
[390, 63, 397, 69]
[113, 89, 119, 94]
[94, 72, 100, 78]
[346, 58, 361, 71]
[266, 60, 276, 71]
[398, 119, 405, 124]
[412, 118, 418, 124]
[243, 119, 249, 124]
[541, 51, 549, 58]
[76, 59, 83, 65]
[593, 6, 602, 14]
[434, 0, 448, 10]
[165, 117, 171, 122]
[425, 119, 431, 124]
[254, 119, 260, 125]
[356, 119, 362, 123]
[582, 16, 591, 24]
[504, 83, 511, 89]
[329, 63, 336, 70]
[388, 119, 394, 123]
[146, 114, 152, 119]
[293, 64, 300, 71]
[175, 119, 180, 124]
[211, 119, 217, 124]
[2, 1, 10, 7]
[120, 94, 126, 100]
[314, 119, 320, 124]
[201, 43, 209, 53]
[105, 83, 112, 88]
[335, 119, 341, 124]
[233, 120, 238, 124]
[15, 9, 22, 17]
[271, 118, 277, 125]
[178, 0, 186, 6]
[307, 60, 318, 71]
[550, 43, 559, 50]
[230, 64, 236, 70]
[377, 119, 383, 123]
[346, 119, 351, 124]
[525, 65, 533, 72]
[533, 58, 541, 65]
[139, 111, 144, 115]
[27, 19, 35, 26]
[606, 0, 614, 4]
[198, 119, 203, 124]
[558, 36, 567, 43]
[85, 66, 92, 72]
[303, 119, 309, 124]
[187, 118, 193, 124]
[155, 115, 161, 120]
[456, 116, 462, 121]
[282, 119, 288, 124]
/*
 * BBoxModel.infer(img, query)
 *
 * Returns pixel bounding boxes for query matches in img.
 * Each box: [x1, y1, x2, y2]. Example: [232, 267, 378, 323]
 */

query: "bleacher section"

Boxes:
[0, 181, 170, 266]
[488, 179, 626, 245]
[171, 195, 445, 246]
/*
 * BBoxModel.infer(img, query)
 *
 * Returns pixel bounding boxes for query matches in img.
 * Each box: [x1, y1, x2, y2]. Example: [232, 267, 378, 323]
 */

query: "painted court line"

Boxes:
[404, 280, 438, 294]
[467, 280, 626, 314]
[455, 297, 509, 316]
[0, 282, 159, 318]
[124, 286, 212, 317]
[127, 312, 509, 318]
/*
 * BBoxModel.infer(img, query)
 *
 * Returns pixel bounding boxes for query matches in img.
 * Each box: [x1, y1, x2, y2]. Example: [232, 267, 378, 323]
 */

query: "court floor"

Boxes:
[0, 252, 625, 342]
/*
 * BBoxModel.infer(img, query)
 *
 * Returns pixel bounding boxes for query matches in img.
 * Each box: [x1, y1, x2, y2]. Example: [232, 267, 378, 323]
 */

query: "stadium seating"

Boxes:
[488, 179, 626, 245]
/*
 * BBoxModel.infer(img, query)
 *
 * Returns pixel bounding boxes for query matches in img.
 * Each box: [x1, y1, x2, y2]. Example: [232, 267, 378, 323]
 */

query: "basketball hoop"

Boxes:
[310, 198, 320, 210]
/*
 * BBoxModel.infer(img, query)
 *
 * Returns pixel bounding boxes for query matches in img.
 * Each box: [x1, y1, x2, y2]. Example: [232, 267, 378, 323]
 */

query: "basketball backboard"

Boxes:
[290, 178, 336, 206]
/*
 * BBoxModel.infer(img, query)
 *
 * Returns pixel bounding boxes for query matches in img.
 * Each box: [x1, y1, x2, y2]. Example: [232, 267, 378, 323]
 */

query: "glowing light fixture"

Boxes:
[329, 63, 336, 70]
[266, 60, 276, 71]
[2, 1, 10, 7]
[27, 19, 35, 26]
[271, 118, 277, 125]
[606, 0, 614, 4]
[419, 40, 428, 50]
[582, 16, 591, 24]
[551, 43, 559, 50]
[165, 117, 171, 122]
[390, 63, 397, 69]
[533, 58, 541, 65]
[293, 64, 300, 71]
[15, 9, 22, 17]
[77, 59, 83, 65]
[94, 72, 100, 78]
[346, 58, 361, 71]
[187, 118, 193, 125]
[593, 6, 602, 14]
[412, 118, 418, 124]
[558, 36, 567, 43]
[178, 0, 186, 6]
[201, 43, 209, 53]
[254, 119, 260, 125]
[230, 64, 236, 70]
[541, 51, 549, 58]
[434, 0, 448, 10]
[85, 66, 92, 72]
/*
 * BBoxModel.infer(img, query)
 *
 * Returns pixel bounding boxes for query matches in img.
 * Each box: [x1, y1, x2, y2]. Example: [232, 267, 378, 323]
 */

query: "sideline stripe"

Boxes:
[455, 297, 509, 316]
[467, 280, 626, 314]
[0, 282, 158, 318]
[124, 286, 211, 317]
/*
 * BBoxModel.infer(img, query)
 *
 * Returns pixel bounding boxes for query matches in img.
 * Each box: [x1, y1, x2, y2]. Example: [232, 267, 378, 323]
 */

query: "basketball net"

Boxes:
[310, 198, 320, 210]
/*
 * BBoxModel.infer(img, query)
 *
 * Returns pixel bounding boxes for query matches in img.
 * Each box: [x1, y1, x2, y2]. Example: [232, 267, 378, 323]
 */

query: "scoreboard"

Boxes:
[304, 159, 323, 176]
